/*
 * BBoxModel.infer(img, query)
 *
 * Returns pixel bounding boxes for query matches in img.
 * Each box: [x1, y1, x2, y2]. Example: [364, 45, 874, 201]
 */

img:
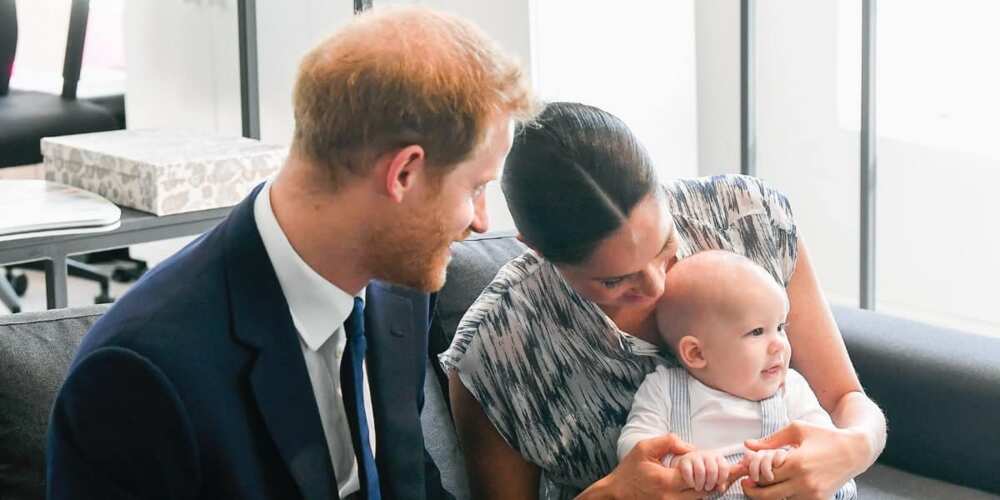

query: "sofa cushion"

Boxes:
[835, 306, 1000, 496]
[0, 305, 108, 500]
[857, 463, 999, 499]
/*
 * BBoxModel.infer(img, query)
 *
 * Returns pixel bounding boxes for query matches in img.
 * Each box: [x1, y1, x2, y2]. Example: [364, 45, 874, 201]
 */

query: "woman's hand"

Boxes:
[739, 420, 870, 500]
[577, 434, 732, 500]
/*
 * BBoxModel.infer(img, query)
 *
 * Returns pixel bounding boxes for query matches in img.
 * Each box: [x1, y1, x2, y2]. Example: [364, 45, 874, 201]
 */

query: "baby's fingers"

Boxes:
[703, 455, 719, 491]
[691, 457, 706, 491]
[760, 451, 776, 483]
[680, 460, 695, 490]
[715, 455, 732, 493]
[748, 451, 764, 483]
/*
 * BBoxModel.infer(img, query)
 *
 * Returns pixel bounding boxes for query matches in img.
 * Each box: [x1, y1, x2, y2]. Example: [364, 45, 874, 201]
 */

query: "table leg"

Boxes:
[44, 255, 69, 309]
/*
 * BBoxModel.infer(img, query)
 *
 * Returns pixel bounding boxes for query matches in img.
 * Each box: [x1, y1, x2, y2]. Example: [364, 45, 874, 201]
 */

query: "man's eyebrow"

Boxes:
[593, 229, 674, 281]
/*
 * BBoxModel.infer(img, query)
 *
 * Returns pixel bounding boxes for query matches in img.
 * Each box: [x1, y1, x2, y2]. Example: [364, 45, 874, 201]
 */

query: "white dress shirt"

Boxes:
[253, 180, 375, 499]
[618, 367, 833, 460]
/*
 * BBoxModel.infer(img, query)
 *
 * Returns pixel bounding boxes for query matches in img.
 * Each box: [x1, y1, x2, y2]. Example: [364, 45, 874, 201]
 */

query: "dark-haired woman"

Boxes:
[441, 102, 886, 499]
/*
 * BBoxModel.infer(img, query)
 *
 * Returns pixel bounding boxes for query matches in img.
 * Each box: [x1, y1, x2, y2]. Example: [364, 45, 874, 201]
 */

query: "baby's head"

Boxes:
[656, 250, 790, 401]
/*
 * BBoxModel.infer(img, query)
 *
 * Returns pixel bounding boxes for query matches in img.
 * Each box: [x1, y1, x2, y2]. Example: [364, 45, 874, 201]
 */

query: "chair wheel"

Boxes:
[10, 273, 28, 296]
[94, 293, 115, 304]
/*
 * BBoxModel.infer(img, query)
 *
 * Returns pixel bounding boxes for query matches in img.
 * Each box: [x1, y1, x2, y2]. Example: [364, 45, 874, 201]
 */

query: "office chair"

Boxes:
[1, 0, 125, 311]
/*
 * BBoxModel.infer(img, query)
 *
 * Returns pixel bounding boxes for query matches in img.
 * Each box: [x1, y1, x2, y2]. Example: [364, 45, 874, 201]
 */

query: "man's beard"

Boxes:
[364, 202, 465, 293]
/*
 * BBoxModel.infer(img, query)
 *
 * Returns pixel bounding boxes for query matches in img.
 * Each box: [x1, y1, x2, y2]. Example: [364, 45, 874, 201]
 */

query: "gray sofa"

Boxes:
[2, 233, 999, 499]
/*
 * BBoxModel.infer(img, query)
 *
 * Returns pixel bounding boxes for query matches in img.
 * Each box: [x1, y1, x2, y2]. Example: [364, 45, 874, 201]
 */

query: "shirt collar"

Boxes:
[253, 179, 364, 351]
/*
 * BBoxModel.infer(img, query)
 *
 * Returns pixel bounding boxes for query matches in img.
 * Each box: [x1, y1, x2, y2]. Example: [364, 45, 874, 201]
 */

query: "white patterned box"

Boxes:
[42, 130, 286, 215]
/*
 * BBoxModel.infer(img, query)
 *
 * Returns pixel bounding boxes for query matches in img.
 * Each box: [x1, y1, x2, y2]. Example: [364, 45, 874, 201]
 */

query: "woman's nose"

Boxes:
[635, 263, 666, 299]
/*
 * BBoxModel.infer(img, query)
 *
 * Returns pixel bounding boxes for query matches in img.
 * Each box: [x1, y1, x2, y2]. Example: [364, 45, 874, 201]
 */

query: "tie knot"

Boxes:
[345, 297, 365, 342]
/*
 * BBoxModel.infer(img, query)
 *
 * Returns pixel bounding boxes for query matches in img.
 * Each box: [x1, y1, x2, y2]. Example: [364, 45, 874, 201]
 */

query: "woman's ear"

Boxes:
[678, 335, 707, 369]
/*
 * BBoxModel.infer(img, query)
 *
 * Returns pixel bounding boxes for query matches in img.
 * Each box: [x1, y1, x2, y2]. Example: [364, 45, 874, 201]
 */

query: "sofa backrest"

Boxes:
[835, 306, 1000, 495]
[0, 304, 109, 500]
[3, 233, 999, 499]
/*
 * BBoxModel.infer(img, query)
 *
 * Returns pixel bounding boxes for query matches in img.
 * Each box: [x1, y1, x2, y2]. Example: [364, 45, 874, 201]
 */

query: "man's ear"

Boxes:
[382, 145, 426, 203]
[678, 335, 707, 369]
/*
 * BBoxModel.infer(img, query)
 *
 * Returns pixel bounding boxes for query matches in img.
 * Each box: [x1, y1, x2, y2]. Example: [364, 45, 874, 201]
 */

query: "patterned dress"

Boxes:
[440, 175, 799, 498]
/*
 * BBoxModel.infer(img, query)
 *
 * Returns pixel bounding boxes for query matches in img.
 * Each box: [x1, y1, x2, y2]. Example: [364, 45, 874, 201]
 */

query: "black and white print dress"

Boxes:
[439, 175, 799, 499]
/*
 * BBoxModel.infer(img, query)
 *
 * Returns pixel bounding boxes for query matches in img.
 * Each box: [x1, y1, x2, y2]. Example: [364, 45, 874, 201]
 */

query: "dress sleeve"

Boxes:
[438, 298, 523, 449]
[617, 366, 673, 461]
[737, 175, 799, 285]
[664, 174, 799, 286]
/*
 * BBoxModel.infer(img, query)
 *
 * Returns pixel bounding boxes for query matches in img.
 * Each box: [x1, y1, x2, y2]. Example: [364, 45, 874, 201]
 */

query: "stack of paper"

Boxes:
[0, 180, 121, 241]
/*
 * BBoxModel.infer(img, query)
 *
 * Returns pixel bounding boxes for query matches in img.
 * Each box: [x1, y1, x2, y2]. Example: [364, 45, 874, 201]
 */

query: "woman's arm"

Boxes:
[450, 370, 706, 500]
[449, 370, 541, 499]
[785, 236, 886, 461]
[742, 237, 886, 499]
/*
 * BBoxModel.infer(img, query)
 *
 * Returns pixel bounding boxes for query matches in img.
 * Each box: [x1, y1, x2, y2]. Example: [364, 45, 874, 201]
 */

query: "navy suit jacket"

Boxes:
[46, 186, 452, 500]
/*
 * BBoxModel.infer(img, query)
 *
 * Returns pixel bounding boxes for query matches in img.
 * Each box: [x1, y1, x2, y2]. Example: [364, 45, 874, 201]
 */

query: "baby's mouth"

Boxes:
[761, 363, 784, 376]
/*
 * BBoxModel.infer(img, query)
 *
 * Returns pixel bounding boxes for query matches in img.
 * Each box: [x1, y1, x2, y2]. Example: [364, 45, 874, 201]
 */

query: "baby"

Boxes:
[616, 250, 856, 499]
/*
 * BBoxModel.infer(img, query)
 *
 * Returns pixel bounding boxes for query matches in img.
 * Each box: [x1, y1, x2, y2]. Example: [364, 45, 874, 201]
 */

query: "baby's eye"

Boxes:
[777, 322, 788, 333]
[601, 278, 625, 289]
[747, 327, 764, 337]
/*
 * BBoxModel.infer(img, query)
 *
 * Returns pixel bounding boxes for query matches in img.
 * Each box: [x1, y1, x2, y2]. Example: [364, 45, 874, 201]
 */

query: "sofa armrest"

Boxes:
[834, 306, 1000, 495]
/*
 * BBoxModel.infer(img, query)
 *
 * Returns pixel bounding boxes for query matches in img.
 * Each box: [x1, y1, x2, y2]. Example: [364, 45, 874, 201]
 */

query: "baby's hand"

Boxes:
[741, 446, 791, 484]
[668, 450, 732, 493]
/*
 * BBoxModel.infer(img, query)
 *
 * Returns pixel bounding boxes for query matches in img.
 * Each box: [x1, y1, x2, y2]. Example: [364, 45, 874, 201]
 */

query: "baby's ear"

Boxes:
[678, 335, 707, 369]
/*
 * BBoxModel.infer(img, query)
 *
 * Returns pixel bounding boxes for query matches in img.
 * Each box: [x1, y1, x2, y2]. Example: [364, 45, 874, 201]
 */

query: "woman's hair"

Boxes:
[502, 102, 658, 264]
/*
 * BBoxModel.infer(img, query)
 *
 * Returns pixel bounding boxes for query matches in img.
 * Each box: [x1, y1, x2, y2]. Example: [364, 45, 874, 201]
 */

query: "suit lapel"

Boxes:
[223, 185, 337, 500]
[365, 281, 432, 499]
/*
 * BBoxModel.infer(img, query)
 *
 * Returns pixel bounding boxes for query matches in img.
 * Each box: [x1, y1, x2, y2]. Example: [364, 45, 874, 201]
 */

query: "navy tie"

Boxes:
[343, 297, 380, 500]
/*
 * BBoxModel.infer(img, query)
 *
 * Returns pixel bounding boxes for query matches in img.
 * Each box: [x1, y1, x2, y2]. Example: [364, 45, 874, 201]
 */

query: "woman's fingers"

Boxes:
[773, 448, 789, 468]
[742, 476, 797, 500]
[639, 433, 696, 459]
[745, 421, 806, 452]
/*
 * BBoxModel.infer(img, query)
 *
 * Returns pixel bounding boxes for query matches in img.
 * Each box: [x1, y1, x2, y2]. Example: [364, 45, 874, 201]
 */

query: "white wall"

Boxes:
[124, 0, 354, 141]
[695, 0, 862, 308]
[255, 0, 355, 144]
[123, 0, 243, 135]
[532, 0, 699, 185]
[694, 0, 740, 176]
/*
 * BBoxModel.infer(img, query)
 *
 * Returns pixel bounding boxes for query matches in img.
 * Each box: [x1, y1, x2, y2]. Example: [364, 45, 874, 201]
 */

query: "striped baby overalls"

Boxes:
[666, 367, 858, 499]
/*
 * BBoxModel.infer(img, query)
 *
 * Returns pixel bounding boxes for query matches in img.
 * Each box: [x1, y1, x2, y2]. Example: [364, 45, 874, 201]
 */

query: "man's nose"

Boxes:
[470, 193, 489, 233]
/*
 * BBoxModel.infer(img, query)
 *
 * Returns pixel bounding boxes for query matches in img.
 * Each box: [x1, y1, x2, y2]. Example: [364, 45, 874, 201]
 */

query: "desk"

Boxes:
[0, 206, 230, 309]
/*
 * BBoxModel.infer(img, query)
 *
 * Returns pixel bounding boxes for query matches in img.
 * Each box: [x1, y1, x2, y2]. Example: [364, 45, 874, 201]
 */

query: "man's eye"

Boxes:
[747, 327, 764, 337]
[601, 278, 625, 289]
[472, 185, 486, 197]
